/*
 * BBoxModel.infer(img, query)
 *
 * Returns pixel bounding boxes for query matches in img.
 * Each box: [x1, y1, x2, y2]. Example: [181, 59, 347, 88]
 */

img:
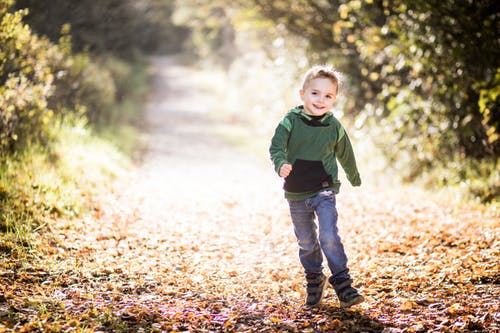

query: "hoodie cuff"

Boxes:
[349, 173, 361, 187]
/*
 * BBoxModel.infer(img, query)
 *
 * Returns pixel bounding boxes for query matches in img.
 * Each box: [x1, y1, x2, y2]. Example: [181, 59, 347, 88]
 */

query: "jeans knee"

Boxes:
[298, 239, 320, 252]
[319, 235, 342, 250]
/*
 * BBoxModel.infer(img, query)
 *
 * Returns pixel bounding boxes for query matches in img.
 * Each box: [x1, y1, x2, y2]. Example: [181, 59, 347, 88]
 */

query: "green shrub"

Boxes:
[0, 3, 127, 156]
[48, 52, 117, 127]
[0, 113, 131, 255]
[0, 3, 59, 155]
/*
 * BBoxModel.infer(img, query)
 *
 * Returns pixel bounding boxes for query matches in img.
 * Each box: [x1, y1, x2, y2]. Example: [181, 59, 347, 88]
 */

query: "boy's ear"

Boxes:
[299, 89, 305, 100]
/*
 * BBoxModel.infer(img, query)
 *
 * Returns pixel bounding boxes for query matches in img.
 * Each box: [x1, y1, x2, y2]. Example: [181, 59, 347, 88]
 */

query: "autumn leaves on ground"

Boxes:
[1, 59, 499, 333]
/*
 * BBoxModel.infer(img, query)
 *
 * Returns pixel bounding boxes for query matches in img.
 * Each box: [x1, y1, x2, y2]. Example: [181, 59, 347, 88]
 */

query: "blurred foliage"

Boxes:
[0, 2, 105, 154]
[173, 1, 237, 69]
[221, 0, 499, 202]
[0, 0, 59, 155]
[14, 0, 188, 57]
[1, 0, 166, 156]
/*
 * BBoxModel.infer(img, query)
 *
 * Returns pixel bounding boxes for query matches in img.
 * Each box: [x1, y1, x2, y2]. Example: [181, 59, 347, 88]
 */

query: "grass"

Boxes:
[0, 56, 150, 258]
[0, 117, 132, 258]
[0, 96, 146, 260]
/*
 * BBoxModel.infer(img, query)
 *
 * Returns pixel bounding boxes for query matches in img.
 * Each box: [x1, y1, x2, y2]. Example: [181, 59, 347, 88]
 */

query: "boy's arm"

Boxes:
[335, 126, 361, 186]
[269, 119, 291, 175]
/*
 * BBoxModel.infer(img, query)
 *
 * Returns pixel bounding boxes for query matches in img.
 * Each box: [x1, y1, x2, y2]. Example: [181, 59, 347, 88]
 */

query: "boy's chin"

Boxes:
[306, 109, 328, 116]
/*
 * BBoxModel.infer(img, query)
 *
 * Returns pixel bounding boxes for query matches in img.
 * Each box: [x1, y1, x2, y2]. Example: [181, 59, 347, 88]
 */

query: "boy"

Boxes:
[269, 65, 364, 308]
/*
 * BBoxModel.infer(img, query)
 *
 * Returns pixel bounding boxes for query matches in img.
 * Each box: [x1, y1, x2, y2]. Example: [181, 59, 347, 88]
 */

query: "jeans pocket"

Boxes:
[319, 190, 334, 197]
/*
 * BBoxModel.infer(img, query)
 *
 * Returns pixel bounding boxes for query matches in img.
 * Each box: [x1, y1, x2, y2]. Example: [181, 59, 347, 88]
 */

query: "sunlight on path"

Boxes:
[112, 56, 302, 295]
[138, 56, 283, 210]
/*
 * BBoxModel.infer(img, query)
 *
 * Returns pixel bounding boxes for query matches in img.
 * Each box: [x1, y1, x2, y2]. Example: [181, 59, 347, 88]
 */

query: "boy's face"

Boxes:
[300, 77, 337, 116]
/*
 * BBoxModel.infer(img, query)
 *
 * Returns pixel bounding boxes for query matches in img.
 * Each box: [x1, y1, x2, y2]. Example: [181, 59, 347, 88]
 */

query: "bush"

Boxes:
[0, 2, 128, 156]
[0, 3, 60, 155]
[48, 52, 117, 127]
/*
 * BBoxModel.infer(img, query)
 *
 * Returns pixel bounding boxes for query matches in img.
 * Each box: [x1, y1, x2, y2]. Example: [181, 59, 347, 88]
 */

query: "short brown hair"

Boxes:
[302, 65, 342, 94]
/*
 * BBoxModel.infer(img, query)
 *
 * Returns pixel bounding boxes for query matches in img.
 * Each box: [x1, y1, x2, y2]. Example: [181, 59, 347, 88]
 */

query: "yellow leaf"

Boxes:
[447, 303, 463, 315]
[400, 300, 417, 311]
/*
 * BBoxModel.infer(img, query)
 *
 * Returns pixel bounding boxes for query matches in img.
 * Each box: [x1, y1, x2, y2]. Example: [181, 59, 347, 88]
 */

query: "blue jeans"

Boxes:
[287, 190, 350, 284]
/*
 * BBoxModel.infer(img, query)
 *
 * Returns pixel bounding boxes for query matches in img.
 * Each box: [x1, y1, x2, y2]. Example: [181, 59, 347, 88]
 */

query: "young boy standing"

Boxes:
[269, 65, 364, 308]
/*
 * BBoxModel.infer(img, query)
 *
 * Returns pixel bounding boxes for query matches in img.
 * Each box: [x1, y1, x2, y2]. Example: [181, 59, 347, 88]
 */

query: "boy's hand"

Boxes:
[279, 163, 292, 178]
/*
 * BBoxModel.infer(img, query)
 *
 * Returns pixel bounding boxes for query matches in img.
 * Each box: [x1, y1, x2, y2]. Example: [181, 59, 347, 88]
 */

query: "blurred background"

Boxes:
[1, 0, 499, 203]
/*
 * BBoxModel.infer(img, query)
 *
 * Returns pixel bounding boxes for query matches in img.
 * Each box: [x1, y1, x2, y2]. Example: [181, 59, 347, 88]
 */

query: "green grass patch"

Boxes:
[0, 55, 151, 257]
[0, 115, 133, 258]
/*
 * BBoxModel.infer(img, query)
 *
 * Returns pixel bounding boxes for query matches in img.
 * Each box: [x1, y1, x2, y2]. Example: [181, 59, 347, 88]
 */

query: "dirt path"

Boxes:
[124, 56, 297, 288]
[2, 57, 498, 332]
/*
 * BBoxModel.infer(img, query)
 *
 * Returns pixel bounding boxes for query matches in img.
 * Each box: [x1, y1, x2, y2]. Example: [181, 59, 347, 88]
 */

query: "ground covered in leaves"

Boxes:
[1, 58, 499, 332]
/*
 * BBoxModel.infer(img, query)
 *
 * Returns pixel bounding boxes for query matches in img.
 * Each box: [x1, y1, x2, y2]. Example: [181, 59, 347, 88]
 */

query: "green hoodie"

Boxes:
[269, 106, 361, 200]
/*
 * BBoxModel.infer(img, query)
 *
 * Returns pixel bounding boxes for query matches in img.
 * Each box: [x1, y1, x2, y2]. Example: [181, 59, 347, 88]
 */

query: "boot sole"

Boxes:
[340, 295, 365, 308]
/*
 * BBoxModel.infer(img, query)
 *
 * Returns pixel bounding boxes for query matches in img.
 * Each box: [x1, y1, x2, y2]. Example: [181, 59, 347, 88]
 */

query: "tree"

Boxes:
[14, 0, 188, 57]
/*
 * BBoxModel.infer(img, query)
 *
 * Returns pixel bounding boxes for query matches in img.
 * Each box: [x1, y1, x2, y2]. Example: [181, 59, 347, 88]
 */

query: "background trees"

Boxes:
[234, 0, 500, 201]
[14, 0, 188, 56]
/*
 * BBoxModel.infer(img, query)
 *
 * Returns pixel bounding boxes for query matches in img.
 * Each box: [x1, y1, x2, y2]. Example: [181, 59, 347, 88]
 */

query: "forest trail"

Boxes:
[1, 57, 498, 332]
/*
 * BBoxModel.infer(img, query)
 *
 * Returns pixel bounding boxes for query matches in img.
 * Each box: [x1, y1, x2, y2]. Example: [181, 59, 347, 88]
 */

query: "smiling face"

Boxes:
[299, 77, 338, 116]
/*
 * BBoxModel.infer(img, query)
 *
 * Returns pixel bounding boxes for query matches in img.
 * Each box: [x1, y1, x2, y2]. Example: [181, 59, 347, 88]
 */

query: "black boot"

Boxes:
[304, 273, 327, 308]
[333, 278, 364, 308]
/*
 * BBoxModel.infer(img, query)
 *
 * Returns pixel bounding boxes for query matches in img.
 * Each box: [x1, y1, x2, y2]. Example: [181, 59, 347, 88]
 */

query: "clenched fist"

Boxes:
[279, 163, 292, 178]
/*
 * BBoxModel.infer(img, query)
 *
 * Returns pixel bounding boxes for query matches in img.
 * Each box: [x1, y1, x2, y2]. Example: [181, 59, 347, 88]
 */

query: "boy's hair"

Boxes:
[302, 65, 342, 94]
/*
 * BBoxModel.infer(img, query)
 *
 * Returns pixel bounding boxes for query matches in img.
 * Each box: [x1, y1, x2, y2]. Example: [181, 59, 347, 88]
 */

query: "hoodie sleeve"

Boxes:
[269, 116, 292, 175]
[335, 125, 361, 186]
